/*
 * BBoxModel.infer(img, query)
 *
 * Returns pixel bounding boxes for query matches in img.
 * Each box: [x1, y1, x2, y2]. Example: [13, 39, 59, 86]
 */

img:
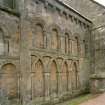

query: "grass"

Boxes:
[0, 94, 98, 105]
[67, 94, 94, 105]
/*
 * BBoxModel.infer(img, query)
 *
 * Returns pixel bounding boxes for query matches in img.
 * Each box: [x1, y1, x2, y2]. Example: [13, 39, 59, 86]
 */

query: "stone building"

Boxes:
[0, 0, 105, 105]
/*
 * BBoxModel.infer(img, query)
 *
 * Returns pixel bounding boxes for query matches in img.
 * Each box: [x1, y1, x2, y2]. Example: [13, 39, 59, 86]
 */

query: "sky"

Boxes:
[95, 0, 105, 6]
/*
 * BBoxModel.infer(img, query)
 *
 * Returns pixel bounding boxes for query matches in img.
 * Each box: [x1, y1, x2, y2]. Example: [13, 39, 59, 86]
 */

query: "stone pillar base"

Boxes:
[90, 74, 105, 94]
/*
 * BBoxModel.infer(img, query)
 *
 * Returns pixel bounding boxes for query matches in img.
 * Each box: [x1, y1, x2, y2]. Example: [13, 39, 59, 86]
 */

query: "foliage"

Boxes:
[68, 94, 93, 105]
[0, 96, 21, 105]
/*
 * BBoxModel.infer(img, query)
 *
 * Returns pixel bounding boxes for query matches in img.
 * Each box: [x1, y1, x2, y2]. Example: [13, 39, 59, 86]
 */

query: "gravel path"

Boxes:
[80, 93, 105, 105]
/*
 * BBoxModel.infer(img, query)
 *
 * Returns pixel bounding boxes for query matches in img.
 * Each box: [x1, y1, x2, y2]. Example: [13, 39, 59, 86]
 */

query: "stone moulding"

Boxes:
[0, 4, 20, 17]
[90, 74, 105, 79]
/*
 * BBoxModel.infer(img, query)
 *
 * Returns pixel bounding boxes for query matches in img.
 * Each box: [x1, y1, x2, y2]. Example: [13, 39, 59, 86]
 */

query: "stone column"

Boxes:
[60, 36, 65, 54]
[44, 72, 50, 101]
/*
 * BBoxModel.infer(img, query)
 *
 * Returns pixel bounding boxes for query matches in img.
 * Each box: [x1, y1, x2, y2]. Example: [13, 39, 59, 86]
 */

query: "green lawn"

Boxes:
[67, 94, 94, 105]
[56, 94, 98, 105]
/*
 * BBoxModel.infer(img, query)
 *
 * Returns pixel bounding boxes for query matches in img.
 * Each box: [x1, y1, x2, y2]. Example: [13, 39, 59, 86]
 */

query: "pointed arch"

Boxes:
[50, 60, 58, 96]
[0, 28, 4, 55]
[0, 63, 18, 99]
[68, 60, 72, 91]
[72, 62, 79, 89]
[61, 62, 68, 93]
[32, 59, 44, 98]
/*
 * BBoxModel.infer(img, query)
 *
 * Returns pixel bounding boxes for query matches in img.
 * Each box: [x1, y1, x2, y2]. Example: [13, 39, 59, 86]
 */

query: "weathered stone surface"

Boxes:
[0, 0, 105, 105]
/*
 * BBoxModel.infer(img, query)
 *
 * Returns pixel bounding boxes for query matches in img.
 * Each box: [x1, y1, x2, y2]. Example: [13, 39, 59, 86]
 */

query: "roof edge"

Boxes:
[90, 0, 105, 9]
[57, 0, 92, 24]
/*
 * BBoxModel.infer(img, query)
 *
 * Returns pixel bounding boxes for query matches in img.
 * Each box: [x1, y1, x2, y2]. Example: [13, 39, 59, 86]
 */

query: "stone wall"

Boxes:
[0, 7, 20, 104]
[0, 0, 93, 105]
[60, 0, 105, 93]
[19, 0, 92, 104]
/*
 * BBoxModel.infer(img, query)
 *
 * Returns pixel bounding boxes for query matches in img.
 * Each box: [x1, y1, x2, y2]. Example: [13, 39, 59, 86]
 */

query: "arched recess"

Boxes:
[0, 28, 5, 55]
[82, 40, 87, 57]
[50, 60, 58, 97]
[48, 24, 61, 50]
[51, 29, 59, 50]
[68, 60, 72, 91]
[33, 24, 44, 48]
[61, 62, 68, 93]
[32, 60, 44, 98]
[0, 63, 18, 99]
[72, 62, 79, 89]
[63, 29, 72, 54]
[65, 33, 69, 54]
[75, 36, 79, 56]
[72, 34, 80, 56]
